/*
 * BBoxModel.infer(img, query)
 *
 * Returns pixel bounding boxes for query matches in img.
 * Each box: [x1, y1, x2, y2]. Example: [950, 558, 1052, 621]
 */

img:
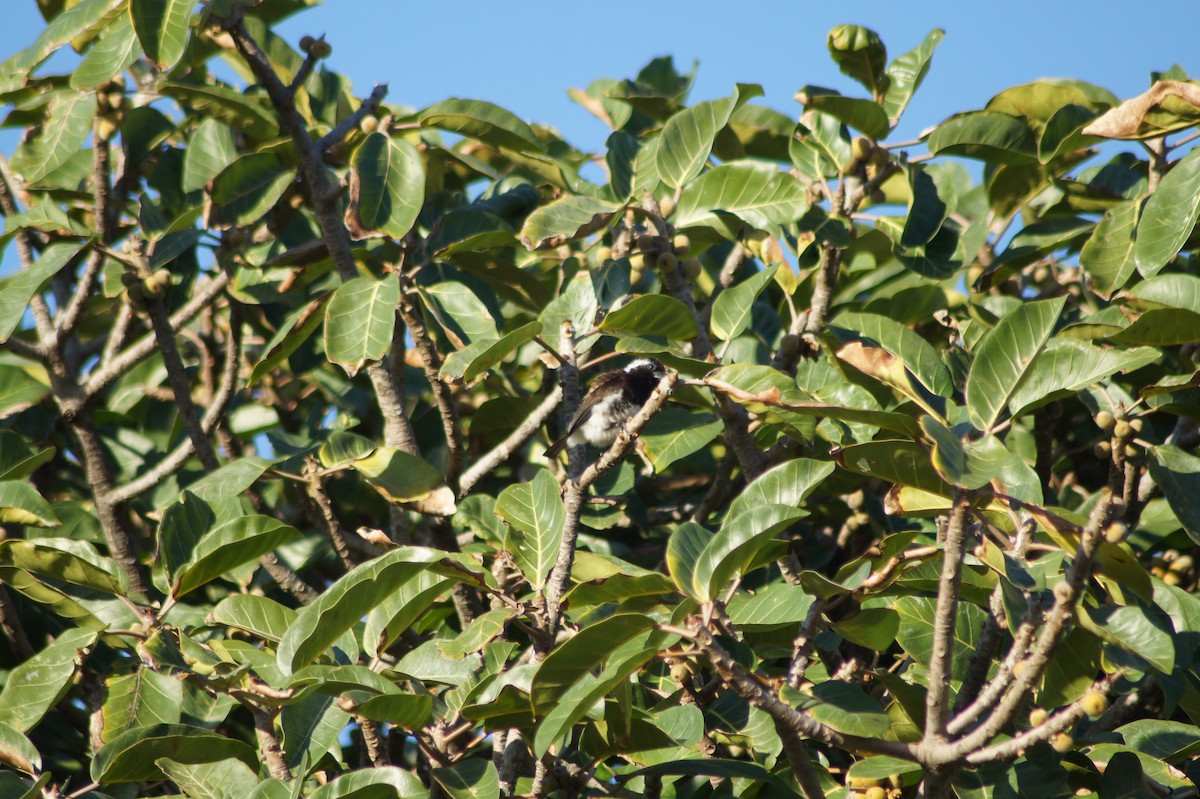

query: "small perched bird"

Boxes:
[545, 358, 668, 459]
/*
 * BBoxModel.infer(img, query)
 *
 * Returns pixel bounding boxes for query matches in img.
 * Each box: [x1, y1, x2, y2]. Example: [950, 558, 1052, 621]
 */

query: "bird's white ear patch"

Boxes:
[624, 358, 657, 372]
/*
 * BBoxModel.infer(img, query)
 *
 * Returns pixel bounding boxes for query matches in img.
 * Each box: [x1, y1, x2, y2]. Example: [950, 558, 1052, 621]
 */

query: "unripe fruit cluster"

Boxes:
[299, 35, 332, 59]
[633, 230, 701, 280]
[95, 79, 125, 140]
[121, 268, 170, 309]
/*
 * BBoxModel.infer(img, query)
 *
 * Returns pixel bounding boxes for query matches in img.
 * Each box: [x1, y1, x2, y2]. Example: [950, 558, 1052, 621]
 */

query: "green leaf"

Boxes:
[422, 282, 500, 345]
[324, 276, 400, 376]
[1084, 604, 1174, 674]
[726, 581, 816, 627]
[518, 195, 620, 250]
[307, 768, 426, 799]
[432, 759, 500, 799]
[211, 152, 293, 226]
[101, 669, 183, 743]
[0, 722, 41, 775]
[666, 522, 713, 601]
[363, 571, 453, 657]
[0, 481, 60, 527]
[901, 163, 954, 249]
[129, 0, 196, 69]
[926, 111, 1038, 165]
[827, 25, 887, 96]
[496, 469, 565, 593]
[599, 295, 697, 341]
[0, 433, 54, 481]
[178, 457, 269, 509]
[160, 82, 277, 140]
[921, 416, 1000, 490]
[657, 89, 740, 188]
[1129, 273, 1200, 315]
[631, 760, 792, 794]
[894, 596, 987, 682]
[789, 112, 851, 180]
[783, 681, 890, 737]
[0, 628, 97, 732]
[210, 595, 297, 642]
[693, 504, 807, 600]
[1149, 445, 1200, 545]
[10, 0, 124, 76]
[345, 133, 424, 239]
[419, 99, 543, 153]
[275, 547, 443, 675]
[0, 539, 123, 594]
[11, 91, 96, 184]
[0, 242, 86, 342]
[834, 607, 900, 650]
[155, 757, 258, 799]
[883, 29, 944, 123]
[70, 13, 139, 89]
[835, 440, 953, 496]
[353, 447, 449, 505]
[439, 609, 514, 660]
[798, 89, 890, 140]
[673, 162, 809, 231]
[91, 724, 257, 783]
[727, 458, 835, 520]
[0, 367, 51, 418]
[1106, 308, 1200, 346]
[711, 264, 778, 341]
[250, 294, 331, 385]
[172, 515, 300, 597]
[832, 311, 953, 398]
[1134, 146, 1200, 277]
[531, 614, 655, 713]
[182, 119, 238, 194]
[1007, 339, 1158, 418]
[1117, 719, 1200, 762]
[965, 295, 1066, 432]
[355, 693, 434, 730]
[639, 408, 723, 472]
[441, 321, 542, 382]
[1080, 198, 1141, 298]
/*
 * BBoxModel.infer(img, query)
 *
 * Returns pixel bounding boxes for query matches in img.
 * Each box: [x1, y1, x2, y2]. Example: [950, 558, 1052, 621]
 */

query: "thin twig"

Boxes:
[459, 385, 562, 496]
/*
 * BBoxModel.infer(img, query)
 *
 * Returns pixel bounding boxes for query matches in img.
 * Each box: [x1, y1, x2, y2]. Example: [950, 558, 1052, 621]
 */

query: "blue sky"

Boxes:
[2, 1, 1198, 156]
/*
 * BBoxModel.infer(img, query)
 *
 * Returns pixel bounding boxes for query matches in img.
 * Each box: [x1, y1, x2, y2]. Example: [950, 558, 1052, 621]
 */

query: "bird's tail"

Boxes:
[544, 437, 567, 459]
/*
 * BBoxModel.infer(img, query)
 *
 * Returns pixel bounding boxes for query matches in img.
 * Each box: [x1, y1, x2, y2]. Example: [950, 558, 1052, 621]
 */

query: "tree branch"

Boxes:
[924, 490, 971, 742]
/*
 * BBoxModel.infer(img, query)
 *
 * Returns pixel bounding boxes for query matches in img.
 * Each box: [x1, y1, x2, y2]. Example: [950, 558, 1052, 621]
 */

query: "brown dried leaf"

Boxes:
[1081, 80, 1200, 140]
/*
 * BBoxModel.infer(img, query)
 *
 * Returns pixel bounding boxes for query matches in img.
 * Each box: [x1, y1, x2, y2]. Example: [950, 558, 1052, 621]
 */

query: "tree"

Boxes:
[1, 2, 1199, 797]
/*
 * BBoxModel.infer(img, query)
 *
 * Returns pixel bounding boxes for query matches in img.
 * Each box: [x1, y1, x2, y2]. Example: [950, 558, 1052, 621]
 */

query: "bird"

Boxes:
[545, 358, 668, 459]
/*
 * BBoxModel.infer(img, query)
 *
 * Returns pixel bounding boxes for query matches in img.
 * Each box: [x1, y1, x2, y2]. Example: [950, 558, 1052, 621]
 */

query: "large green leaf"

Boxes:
[657, 89, 741, 188]
[0, 242, 86, 342]
[419, 99, 543, 153]
[275, 547, 444, 675]
[693, 504, 807, 600]
[827, 25, 887, 96]
[531, 613, 656, 713]
[432, 759, 500, 799]
[600, 294, 698, 340]
[926, 111, 1038, 164]
[1084, 604, 1174, 674]
[711, 264, 778, 341]
[666, 522, 713, 601]
[519, 195, 620, 250]
[211, 152, 294, 226]
[1133, 146, 1200, 277]
[673, 162, 809, 231]
[0, 367, 51, 418]
[70, 13, 139, 89]
[352, 447, 449, 505]
[797, 89, 890, 140]
[0, 628, 97, 732]
[727, 459, 835, 520]
[835, 440, 952, 495]
[10, 91, 96, 184]
[965, 295, 1066, 432]
[91, 725, 256, 783]
[100, 669, 183, 742]
[789, 112, 852, 181]
[495, 469, 564, 593]
[1129, 273, 1200, 315]
[783, 681, 890, 737]
[894, 596, 987, 682]
[182, 119, 237, 194]
[441, 321, 542, 382]
[0, 539, 123, 595]
[1080, 198, 1141, 297]
[883, 29, 945, 123]
[832, 311, 952, 398]
[639, 408, 723, 472]
[324, 276, 400, 376]
[129, 0, 196, 68]
[160, 82, 277, 140]
[172, 515, 301, 597]
[345, 133, 424, 239]
[155, 758, 258, 799]
[0, 722, 41, 775]
[0, 482, 60, 527]
[1149, 445, 1200, 545]
[209, 595, 296, 642]
[1007, 339, 1159, 418]
[307, 767, 426, 799]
